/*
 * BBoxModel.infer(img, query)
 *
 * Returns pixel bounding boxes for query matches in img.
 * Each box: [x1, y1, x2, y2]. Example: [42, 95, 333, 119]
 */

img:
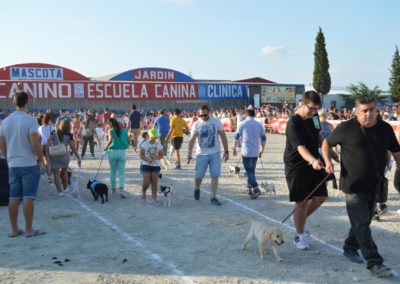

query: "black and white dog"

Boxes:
[87, 180, 108, 204]
[159, 185, 174, 207]
[229, 164, 240, 178]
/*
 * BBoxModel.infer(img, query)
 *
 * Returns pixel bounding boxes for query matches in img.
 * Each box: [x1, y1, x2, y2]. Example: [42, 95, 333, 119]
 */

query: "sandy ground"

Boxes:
[1, 133, 400, 284]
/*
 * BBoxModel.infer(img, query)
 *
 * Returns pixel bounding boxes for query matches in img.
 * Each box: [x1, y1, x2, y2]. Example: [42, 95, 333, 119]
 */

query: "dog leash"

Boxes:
[281, 173, 333, 224]
[94, 152, 107, 180]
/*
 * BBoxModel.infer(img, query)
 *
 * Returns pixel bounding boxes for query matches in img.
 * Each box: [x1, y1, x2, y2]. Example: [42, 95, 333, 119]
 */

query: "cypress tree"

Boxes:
[389, 45, 400, 102]
[313, 27, 331, 98]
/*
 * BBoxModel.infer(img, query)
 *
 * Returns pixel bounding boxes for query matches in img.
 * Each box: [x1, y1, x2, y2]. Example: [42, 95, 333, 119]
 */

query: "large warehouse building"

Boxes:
[0, 63, 304, 111]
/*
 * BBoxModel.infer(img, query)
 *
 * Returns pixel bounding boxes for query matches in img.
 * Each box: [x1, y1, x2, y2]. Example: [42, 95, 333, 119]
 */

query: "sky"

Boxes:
[1, 0, 399, 90]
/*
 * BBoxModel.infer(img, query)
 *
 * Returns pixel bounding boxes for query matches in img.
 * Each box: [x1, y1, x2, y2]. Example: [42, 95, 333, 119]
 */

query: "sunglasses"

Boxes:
[199, 114, 209, 118]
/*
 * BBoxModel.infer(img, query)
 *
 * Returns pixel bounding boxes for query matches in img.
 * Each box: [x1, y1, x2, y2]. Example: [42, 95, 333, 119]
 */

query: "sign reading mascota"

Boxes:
[198, 84, 248, 100]
[0, 63, 89, 81]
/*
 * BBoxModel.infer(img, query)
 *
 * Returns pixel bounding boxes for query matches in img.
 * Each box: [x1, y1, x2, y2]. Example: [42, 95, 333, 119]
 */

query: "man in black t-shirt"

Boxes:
[284, 91, 328, 250]
[322, 95, 400, 279]
[127, 104, 144, 152]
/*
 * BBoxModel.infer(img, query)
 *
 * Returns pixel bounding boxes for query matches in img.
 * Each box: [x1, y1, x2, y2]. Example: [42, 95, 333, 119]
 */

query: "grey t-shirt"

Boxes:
[0, 111, 39, 167]
[192, 117, 224, 156]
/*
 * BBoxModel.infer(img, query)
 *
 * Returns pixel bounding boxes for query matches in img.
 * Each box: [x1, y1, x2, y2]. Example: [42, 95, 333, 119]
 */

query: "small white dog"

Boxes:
[238, 220, 284, 262]
[159, 185, 174, 207]
[261, 182, 276, 196]
[228, 164, 240, 178]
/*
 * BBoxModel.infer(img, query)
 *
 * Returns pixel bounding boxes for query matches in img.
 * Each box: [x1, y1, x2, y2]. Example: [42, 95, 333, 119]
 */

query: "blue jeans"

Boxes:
[344, 193, 383, 269]
[242, 156, 259, 189]
[108, 150, 126, 191]
[8, 166, 41, 200]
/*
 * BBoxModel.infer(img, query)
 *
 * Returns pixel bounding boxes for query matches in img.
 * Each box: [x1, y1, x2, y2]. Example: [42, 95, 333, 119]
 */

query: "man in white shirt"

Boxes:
[232, 108, 267, 199]
[187, 105, 229, 206]
[0, 91, 45, 238]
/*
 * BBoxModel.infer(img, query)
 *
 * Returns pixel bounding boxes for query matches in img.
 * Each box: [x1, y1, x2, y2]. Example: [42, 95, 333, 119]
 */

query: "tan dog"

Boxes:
[238, 220, 284, 262]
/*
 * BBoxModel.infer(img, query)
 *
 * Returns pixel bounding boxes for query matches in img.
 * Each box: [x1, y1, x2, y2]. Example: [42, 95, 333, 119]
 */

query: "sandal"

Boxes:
[25, 230, 46, 238]
[8, 229, 24, 238]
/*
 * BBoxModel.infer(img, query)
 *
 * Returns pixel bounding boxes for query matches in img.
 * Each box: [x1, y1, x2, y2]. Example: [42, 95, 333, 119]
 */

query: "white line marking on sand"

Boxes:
[72, 198, 194, 284]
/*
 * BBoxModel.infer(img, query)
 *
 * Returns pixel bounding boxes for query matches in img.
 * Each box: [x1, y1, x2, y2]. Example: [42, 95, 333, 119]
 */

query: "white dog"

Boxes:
[238, 220, 284, 262]
[261, 182, 276, 196]
[228, 164, 240, 178]
[159, 185, 174, 207]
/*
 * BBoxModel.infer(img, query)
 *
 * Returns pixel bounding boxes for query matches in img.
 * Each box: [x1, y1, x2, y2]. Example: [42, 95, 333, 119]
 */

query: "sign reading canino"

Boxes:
[10, 67, 64, 80]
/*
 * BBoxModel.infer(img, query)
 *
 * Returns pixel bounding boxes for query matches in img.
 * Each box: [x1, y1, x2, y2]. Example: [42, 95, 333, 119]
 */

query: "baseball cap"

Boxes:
[148, 128, 159, 138]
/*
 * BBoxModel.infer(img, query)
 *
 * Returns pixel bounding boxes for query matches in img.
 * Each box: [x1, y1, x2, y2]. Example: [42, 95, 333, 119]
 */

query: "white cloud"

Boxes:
[260, 45, 287, 56]
[165, 0, 196, 5]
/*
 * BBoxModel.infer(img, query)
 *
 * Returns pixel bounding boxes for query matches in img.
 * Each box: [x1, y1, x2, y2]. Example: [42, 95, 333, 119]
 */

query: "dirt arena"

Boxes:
[1, 133, 400, 284]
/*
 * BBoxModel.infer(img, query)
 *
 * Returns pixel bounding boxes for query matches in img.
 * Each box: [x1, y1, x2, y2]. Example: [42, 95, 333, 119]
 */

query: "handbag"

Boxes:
[360, 126, 388, 203]
[49, 131, 67, 157]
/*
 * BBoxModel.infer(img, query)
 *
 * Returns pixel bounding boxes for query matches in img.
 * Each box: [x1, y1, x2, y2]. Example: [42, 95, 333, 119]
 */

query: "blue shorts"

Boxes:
[8, 166, 41, 200]
[195, 152, 221, 179]
[140, 165, 161, 174]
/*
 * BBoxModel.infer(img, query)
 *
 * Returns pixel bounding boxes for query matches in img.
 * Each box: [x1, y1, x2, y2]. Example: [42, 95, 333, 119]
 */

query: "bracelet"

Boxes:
[224, 151, 229, 154]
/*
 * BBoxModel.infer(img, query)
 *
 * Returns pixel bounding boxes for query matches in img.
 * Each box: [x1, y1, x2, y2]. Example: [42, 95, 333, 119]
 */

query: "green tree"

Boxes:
[312, 27, 331, 99]
[389, 45, 400, 102]
[342, 82, 388, 107]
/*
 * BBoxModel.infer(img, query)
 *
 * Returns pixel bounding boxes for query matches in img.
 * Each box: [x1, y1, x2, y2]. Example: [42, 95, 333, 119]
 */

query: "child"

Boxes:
[95, 123, 104, 149]
[139, 128, 164, 205]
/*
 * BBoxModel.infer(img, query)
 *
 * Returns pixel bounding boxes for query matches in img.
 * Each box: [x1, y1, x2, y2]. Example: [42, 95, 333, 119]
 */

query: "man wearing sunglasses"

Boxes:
[188, 105, 229, 206]
[284, 90, 327, 250]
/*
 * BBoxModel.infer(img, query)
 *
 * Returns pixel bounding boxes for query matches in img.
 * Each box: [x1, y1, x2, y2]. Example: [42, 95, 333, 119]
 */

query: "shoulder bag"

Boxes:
[49, 131, 67, 157]
[360, 126, 388, 203]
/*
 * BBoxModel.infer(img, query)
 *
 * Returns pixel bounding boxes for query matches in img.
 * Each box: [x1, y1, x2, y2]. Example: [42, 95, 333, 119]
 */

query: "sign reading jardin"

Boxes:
[10, 67, 64, 80]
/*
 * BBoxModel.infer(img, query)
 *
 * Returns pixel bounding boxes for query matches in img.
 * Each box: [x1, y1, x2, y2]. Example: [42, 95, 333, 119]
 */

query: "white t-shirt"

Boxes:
[38, 124, 54, 145]
[0, 111, 39, 167]
[95, 127, 104, 138]
[140, 140, 163, 167]
[192, 117, 224, 156]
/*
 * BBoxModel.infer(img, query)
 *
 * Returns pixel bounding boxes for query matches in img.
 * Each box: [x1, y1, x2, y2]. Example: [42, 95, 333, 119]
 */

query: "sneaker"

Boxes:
[379, 203, 388, 215]
[194, 189, 200, 200]
[372, 213, 380, 221]
[290, 216, 312, 239]
[58, 192, 65, 197]
[141, 194, 146, 203]
[293, 234, 310, 250]
[120, 192, 127, 199]
[151, 199, 160, 206]
[210, 197, 222, 206]
[250, 188, 261, 199]
[91, 156, 96, 160]
[175, 165, 182, 170]
[112, 188, 116, 194]
[343, 250, 364, 264]
[48, 178, 54, 184]
[369, 264, 393, 278]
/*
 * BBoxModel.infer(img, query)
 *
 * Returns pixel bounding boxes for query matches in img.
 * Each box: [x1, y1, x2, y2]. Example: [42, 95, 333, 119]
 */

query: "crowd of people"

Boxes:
[1, 90, 400, 279]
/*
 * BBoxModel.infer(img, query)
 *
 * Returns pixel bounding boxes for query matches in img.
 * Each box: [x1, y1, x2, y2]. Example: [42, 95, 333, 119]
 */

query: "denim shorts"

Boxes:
[195, 152, 221, 179]
[8, 166, 41, 200]
[140, 165, 161, 174]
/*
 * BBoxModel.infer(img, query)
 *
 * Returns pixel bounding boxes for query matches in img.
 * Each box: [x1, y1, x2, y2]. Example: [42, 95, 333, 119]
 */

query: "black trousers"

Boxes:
[394, 169, 400, 193]
[344, 193, 384, 269]
[81, 135, 94, 158]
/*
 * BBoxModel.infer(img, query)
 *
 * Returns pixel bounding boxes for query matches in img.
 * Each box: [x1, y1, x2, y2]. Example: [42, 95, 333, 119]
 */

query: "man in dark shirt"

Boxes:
[322, 95, 400, 279]
[284, 90, 328, 250]
[127, 104, 144, 152]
